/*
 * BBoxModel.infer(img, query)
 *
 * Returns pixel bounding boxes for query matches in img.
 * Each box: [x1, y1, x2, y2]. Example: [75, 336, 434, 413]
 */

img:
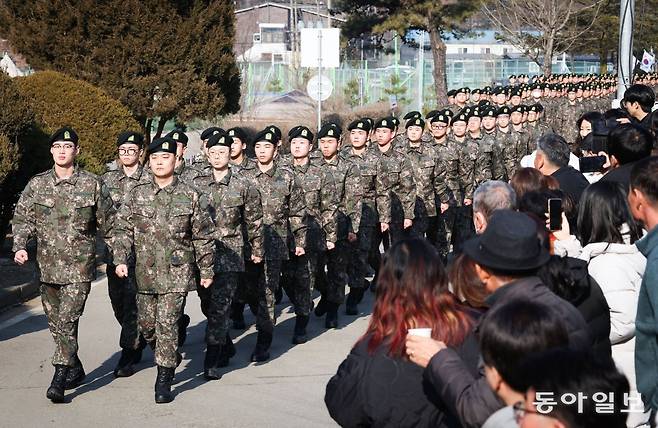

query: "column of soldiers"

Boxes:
[11, 72, 656, 405]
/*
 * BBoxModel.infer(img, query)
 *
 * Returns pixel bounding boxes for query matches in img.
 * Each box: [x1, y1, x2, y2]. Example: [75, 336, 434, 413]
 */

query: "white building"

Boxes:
[444, 30, 524, 57]
[0, 40, 31, 77]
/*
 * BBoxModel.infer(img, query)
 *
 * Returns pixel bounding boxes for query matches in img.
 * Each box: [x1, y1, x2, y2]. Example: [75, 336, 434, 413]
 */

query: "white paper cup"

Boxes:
[408, 328, 432, 338]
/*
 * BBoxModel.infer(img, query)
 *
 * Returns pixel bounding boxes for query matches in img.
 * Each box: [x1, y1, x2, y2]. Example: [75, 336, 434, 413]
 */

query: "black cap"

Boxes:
[166, 129, 189, 146]
[529, 103, 544, 113]
[116, 131, 144, 147]
[253, 128, 280, 145]
[200, 127, 224, 141]
[430, 110, 452, 125]
[463, 210, 550, 271]
[206, 133, 233, 149]
[227, 127, 247, 143]
[374, 117, 396, 131]
[147, 136, 177, 154]
[403, 111, 422, 120]
[406, 117, 425, 129]
[510, 105, 524, 114]
[452, 110, 469, 124]
[480, 106, 497, 117]
[497, 106, 512, 116]
[492, 86, 506, 95]
[317, 123, 341, 140]
[289, 126, 314, 141]
[447, 89, 457, 97]
[49, 126, 78, 145]
[425, 110, 440, 120]
[265, 124, 282, 140]
[347, 118, 372, 132]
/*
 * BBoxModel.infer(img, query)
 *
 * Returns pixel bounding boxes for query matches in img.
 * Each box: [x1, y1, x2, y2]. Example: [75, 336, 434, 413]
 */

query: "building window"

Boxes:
[459, 48, 468, 54]
[481, 47, 491, 54]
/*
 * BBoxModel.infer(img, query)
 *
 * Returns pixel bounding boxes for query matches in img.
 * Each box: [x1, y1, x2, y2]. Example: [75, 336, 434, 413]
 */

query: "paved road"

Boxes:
[0, 276, 374, 427]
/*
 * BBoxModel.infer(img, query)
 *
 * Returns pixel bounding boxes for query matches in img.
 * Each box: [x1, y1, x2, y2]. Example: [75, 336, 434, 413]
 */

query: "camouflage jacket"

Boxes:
[193, 170, 263, 273]
[340, 146, 380, 229]
[493, 129, 518, 181]
[113, 176, 215, 293]
[374, 146, 416, 224]
[101, 165, 151, 265]
[320, 156, 362, 240]
[291, 160, 337, 252]
[556, 103, 581, 149]
[231, 156, 258, 175]
[175, 161, 205, 184]
[243, 164, 306, 261]
[430, 139, 456, 205]
[401, 143, 439, 218]
[448, 135, 480, 201]
[475, 131, 497, 187]
[512, 126, 533, 165]
[526, 122, 552, 150]
[12, 166, 115, 284]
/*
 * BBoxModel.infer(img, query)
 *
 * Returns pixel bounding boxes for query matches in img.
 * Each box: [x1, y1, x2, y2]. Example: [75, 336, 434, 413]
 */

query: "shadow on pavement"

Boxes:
[0, 313, 48, 342]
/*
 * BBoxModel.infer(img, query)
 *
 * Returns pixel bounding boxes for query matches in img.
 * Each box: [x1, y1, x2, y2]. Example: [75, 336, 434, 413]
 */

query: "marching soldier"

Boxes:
[101, 131, 151, 378]
[194, 126, 223, 174]
[113, 136, 215, 403]
[12, 126, 114, 403]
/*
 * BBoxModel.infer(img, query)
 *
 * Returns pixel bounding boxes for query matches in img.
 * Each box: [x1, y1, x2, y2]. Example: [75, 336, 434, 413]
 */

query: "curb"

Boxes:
[0, 279, 40, 310]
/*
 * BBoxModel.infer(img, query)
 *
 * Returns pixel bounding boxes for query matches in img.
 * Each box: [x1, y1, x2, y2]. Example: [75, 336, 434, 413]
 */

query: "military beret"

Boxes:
[403, 111, 422, 120]
[289, 125, 314, 141]
[430, 110, 451, 125]
[317, 123, 341, 140]
[347, 118, 372, 132]
[206, 133, 233, 149]
[265, 125, 282, 140]
[483, 86, 493, 94]
[200, 127, 224, 141]
[468, 108, 482, 119]
[456, 87, 470, 95]
[406, 117, 425, 129]
[492, 86, 506, 95]
[444, 109, 455, 118]
[364, 118, 374, 129]
[497, 106, 512, 116]
[510, 105, 524, 114]
[509, 74, 517, 79]
[510, 88, 522, 97]
[471, 88, 482, 95]
[253, 128, 280, 145]
[374, 117, 396, 130]
[447, 89, 457, 97]
[147, 136, 177, 154]
[480, 106, 497, 117]
[227, 127, 247, 143]
[391, 117, 400, 127]
[452, 110, 469, 124]
[528, 103, 544, 113]
[116, 130, 144, 147]
[425, 110, 440, 120]
[567, 85, 577, 93]
[166, 129, 189, 146]
[478, 99, 491, 107]
[49, 126, 79, 145]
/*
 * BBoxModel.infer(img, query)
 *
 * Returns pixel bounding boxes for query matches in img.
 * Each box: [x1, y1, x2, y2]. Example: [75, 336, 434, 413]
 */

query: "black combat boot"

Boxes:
[216, 333, 235, 368]
[314, 295, 328, 317]
[325, 303, 339, 329]
[133, 335, 147, 364]
[46, 365, 69, 403]
[203, 345, 222, 380]
[345, 288, 366, 316]
[292, 315, 309, 344]
[154, 366, 175, 404]
[177, 314, 190, 347]
[230, 302, 246, 329]
[114, 349, 137, 378]
[64, 355, 86, 389]
[250, 330, 273, 362]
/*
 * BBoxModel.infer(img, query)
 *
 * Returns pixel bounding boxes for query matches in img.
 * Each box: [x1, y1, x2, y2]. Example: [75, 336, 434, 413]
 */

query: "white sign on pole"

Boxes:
[300, 28, 341, 68]
[307, 75, 333, 101]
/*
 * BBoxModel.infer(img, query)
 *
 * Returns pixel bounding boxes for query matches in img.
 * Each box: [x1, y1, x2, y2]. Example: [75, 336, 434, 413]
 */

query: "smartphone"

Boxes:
[579, 156, 607, 174]
[548, 198, 563, 231]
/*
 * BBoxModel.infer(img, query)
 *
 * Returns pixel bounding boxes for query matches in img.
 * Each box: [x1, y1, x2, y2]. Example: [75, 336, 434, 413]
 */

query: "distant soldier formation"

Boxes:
[10, 71, 658, 403]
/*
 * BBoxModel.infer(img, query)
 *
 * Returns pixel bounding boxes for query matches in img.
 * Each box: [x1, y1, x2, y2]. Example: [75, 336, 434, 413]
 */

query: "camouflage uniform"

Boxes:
[526, 121, 552, 151]
[401, 143, 439, 239]
[175, 161, 204, 184]
[475, 131, 497, 187]
[556, 102, 581, 150]
[446, 135, 478, 251]
[12, 166, 114, 366]
[511, 126, 533, 166]
[429, 138, 457, 258]
[113, 176, 215, 368]
[493, 129, 518, 181]
[241, 164, 306, 335]
[193, 170, 263, 347]
[102, 165, 151, 352]
[374, 147, 416, 243]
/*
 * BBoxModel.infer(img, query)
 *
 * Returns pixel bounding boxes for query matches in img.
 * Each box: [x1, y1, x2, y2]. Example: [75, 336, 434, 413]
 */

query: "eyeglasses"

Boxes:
[52, 143, 75, 151]
[431, 124, 448, 130]
[512, 401, 556, 423]
[118, 148, 139, 155]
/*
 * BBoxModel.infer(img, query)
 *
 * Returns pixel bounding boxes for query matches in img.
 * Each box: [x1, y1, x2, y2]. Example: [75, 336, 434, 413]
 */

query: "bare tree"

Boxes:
[482, 0, 603, 75]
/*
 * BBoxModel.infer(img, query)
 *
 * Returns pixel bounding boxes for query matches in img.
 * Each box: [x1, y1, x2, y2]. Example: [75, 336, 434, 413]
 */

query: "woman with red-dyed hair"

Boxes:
[324, 238, 477, 428]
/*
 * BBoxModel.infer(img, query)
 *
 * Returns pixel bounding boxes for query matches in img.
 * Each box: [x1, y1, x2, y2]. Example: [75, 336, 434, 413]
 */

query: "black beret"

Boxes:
[510, 88, 522, 97]
[528, 104, 543, 113]
[471, 88, 482, 95]
[510, 105, 524, 114]
[227, 127, 247, 143]
[456, 87, 470, 94]
[391, 117, 400, 127]
[430, 110, 451, 125]
[147, 136, 177, 154]
[347, 118, 371, 132]
[405, 117, 425, 129]
[200, 127, 224, 141]
[447, 89, 457, 97]
[49, 126, 78, 145]
[497, 106, 512, 116]
[116, 131, 144, 147]
[480, 106, 497, 118]
[166, 129, 189, 145]
[289, 126, 314, 141]
[374, 117, 396, 130]
[266, 124, 282, 140]
[468, 108, 482, 119]
[492, 86, 506, 95]
[317, 123, 341, 140]
[425, 110, 440, 120]
[206, 133, 233, 149]
[478, 99, 491, 107]
[253, 128, 280, 145]
[403, 111, 422, 120]
[452, 110, 469, 124]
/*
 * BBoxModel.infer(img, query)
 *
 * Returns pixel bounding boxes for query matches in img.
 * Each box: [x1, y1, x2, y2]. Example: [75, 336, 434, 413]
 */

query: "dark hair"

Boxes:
[538, 255, 590, 305]
[537, 133, 571, 167]
[510, 168, 544, 200]
[449, 253, 488, 311]
[623, 84, 655, 113]
[520, 349, 630, 428]
[630, 155, 658, 204]
[607, 124, 653, 165]
[362, 238, 473, 357]
[518, 189, 576, 224]
[577, 181, 643, 246]
[604, 108, 632, 130]
[480, 299, 569, 392]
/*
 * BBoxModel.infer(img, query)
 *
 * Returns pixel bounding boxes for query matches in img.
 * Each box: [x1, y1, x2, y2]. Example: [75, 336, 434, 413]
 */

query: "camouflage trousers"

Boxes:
[41, 282, 91, 366]
[321, 241, 350, 305]
[136, 292, 185, 368]
[281, 253, 318, 316]
[428, 212, 451, 262]
[348, 226, 377, 289]
[245, 260, 281, 334]
[453, 205, 475, 253]
[107, 265, 141, 351]
[200, 272, 239, 346]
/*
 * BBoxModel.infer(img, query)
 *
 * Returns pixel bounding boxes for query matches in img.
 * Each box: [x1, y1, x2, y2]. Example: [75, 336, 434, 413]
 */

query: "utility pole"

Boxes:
[617, 0, 635, 100]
